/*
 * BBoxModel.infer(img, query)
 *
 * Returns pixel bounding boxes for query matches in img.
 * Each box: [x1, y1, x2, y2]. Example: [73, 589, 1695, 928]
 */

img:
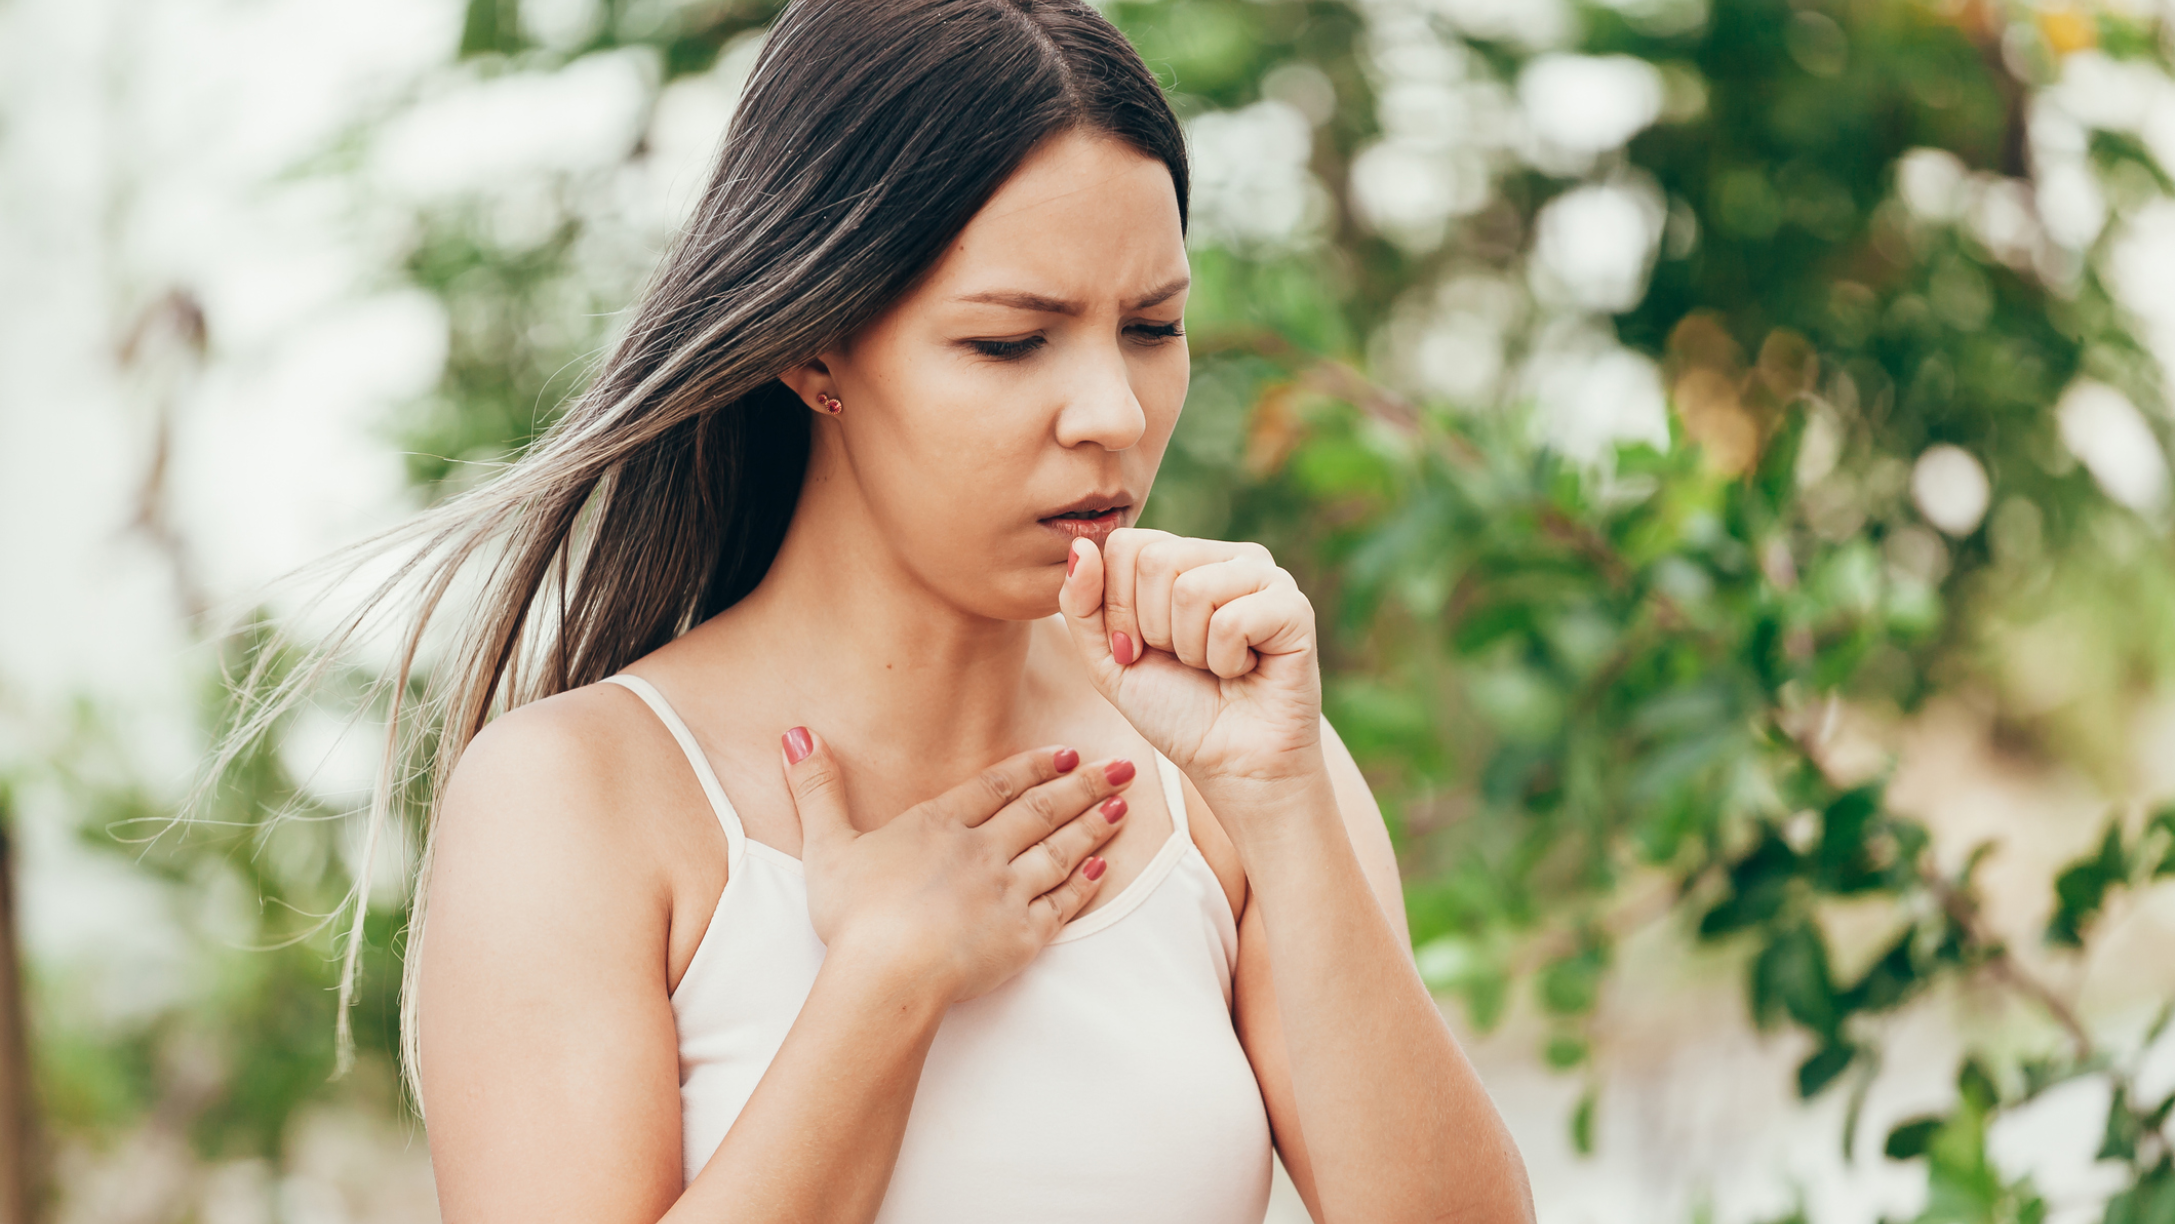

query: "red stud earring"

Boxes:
[817, 392, 843, 416]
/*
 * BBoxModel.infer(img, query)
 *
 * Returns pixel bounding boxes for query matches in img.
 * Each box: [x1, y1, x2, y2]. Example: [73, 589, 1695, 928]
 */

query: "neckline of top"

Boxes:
[601, 672, 1194, 939]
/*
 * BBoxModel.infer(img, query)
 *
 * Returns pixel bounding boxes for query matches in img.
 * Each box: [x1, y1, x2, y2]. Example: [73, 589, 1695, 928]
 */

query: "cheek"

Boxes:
[882, 359, 1034, 465]
[849, 349, 1043, 517]
[1136, 352, 1189, 457]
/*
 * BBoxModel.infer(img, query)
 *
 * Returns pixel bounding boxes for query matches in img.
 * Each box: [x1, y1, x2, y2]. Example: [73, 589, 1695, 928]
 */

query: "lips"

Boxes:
[1038, 496, 1131, 543]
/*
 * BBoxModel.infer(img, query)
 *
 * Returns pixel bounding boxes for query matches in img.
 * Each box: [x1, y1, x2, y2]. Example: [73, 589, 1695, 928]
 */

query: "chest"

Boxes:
[690, 714, 1187, 923]
[672, 852, 1274, 1223]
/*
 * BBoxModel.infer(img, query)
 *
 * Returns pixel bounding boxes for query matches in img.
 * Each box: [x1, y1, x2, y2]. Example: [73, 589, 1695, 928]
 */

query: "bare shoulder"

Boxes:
[437, 683, 681, 865]
[445, 683, 663, 800]
[446, 686, 617, 795]
[424, 681, 720, 998]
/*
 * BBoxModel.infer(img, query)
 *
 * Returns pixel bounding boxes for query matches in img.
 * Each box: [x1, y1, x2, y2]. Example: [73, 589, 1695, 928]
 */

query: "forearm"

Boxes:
[667, 945, 947, 1224]
[1207, 771, 1533, 1224]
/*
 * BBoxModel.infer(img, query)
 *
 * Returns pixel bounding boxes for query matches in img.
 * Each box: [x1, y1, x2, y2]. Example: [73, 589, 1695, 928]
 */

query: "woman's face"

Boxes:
[804, 130, 1190, 621]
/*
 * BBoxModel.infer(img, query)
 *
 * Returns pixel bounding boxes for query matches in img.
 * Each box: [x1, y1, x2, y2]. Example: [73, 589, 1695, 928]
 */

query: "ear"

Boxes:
[779, 357, 841, 417]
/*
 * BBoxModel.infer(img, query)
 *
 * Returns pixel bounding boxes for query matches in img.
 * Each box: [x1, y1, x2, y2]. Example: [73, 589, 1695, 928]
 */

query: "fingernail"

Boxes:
[1111, 631, 1135, 665]
[1104, 758, 1136, 788]
[1083, 856, 1107, 882]
[782, 727, 813, 765]
[1053, 746, 1080, 773]
[1101, 796, 1127, 823]
[1067, 544, 1080, 578]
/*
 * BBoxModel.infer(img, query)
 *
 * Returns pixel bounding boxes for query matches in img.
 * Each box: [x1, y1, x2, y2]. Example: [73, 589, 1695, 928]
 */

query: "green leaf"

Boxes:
[1570, 1087, 1597, 1157]
[1841, 1048, 1880, 1156]
[1462, 971, 1510, 1033]
[1700, 833, 1800, 938]
[1840, 932, 1921, 1015]
[2100, 1156, 2175, 1224]
[2046, 819, 2129, 947]
[1797, 1042, 1856, 1098]
[1958, 1058, 2000, 1113]
[1811, 786, 1882, 891]
[2149, 807, 2175, 878]
[1545, 1034, 1590, 1069]
[1885, 1115, 1943, 1160]
[1449, 600, 1538, 656]
[1540, 941, 1610, 1017]
[1752, 922, 1840, 1037]
[2102, 1084, 2140, 1162]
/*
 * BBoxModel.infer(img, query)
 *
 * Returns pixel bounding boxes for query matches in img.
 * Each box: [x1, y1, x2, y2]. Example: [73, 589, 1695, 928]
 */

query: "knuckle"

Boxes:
[1039, 837, 1070, 876]
[1085, 811, 1120, 849]
[975, 766, 1019, 807]
[1242, 541, 1275, 564]
[1075, 768, 1113, 804]
[1021, 786, 1066, 830]
[793, 759, 844, 799]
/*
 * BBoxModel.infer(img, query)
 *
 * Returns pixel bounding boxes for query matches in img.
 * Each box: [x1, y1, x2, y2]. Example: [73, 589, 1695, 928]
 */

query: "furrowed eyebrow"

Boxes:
[1125, 277, 1190, 311]
[956, 289, 1080, 315]
[952, 276, 1191, 317]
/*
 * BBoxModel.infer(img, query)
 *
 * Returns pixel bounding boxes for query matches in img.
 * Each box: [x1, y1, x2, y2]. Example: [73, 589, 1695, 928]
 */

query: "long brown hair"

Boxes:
[214, 0, 1190, 1099]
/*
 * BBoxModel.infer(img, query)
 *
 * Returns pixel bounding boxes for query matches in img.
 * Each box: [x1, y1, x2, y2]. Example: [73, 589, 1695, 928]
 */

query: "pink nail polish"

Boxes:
[1083, 856, 1107, 882]
[1053, 747, 1080, 773]
[782, 727, 813, 765]
[1104, 759, 1136, 788]
[1067, 546, 1079, 578]
[1101, 796, 1127, 823]
[1111, 631, 1135, 665]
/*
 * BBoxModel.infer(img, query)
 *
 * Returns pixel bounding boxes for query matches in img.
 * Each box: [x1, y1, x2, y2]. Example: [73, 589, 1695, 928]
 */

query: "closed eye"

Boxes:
[964, 321, 1183, 361]
[966, 335, 1046, 361]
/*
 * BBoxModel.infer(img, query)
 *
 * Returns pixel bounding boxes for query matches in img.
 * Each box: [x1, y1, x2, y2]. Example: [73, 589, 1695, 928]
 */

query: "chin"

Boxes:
[960, 565, 1069, 624]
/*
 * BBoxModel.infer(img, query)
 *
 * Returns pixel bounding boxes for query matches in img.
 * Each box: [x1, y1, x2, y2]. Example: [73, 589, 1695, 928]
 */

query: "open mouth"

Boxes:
[1039, 503, 1129, 540]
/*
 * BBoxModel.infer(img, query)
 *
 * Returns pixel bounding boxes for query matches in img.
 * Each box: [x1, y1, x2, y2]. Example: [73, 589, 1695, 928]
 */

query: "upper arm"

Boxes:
[417, 692, 688, 1224]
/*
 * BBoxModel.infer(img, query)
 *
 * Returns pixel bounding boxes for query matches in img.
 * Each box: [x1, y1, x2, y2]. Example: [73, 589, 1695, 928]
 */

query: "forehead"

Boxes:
[916, 130, 1188, 306]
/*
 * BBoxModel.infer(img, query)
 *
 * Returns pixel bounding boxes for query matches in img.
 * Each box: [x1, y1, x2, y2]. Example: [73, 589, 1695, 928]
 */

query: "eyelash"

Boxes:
[966, 322, 1186, 362]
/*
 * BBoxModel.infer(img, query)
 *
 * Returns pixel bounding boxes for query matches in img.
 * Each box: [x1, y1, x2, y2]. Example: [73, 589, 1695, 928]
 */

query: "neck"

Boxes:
[684, 444, 1042, 785]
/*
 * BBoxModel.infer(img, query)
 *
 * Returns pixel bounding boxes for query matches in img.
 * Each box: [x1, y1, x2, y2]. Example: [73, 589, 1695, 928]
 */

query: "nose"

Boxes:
[1053, 341, 1147, 452]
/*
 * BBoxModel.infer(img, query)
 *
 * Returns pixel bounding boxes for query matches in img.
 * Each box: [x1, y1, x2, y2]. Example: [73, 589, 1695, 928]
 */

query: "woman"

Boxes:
[371, 0, 1533, 1220]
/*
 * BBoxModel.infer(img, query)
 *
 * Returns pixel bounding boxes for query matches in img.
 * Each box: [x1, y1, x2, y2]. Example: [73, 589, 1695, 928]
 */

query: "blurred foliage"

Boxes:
[1114, 0, 2175, 1216]
[1123, 0, 2175, 1215]
[32, 639, 408, 1171]
[37, 0, 2175, 1219]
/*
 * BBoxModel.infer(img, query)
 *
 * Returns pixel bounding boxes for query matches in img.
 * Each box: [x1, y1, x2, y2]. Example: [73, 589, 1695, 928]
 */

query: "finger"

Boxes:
[934, 744, 1083, 828]
[982, 754, 1139, 854]
[780, 727, 853, 851]
[1206, 588, 1316, 679]
[1030, 855, 1109, 941]
[1059, 539, 1123, 684]
[1010, 793, 1127, 896]
[1098, 528, 1174, 669]
[1169, 558, 1285, 670]
[1133, 538, 1271, 657]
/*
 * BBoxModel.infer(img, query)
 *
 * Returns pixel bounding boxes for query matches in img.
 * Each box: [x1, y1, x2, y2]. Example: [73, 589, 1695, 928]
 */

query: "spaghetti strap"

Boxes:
[1152, 754, 1189, 838]
[601, 674, 748, 864]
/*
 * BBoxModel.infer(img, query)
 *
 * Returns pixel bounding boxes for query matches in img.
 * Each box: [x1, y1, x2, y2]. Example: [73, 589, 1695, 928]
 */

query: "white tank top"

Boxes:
[603, 674, 1274, 1222]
